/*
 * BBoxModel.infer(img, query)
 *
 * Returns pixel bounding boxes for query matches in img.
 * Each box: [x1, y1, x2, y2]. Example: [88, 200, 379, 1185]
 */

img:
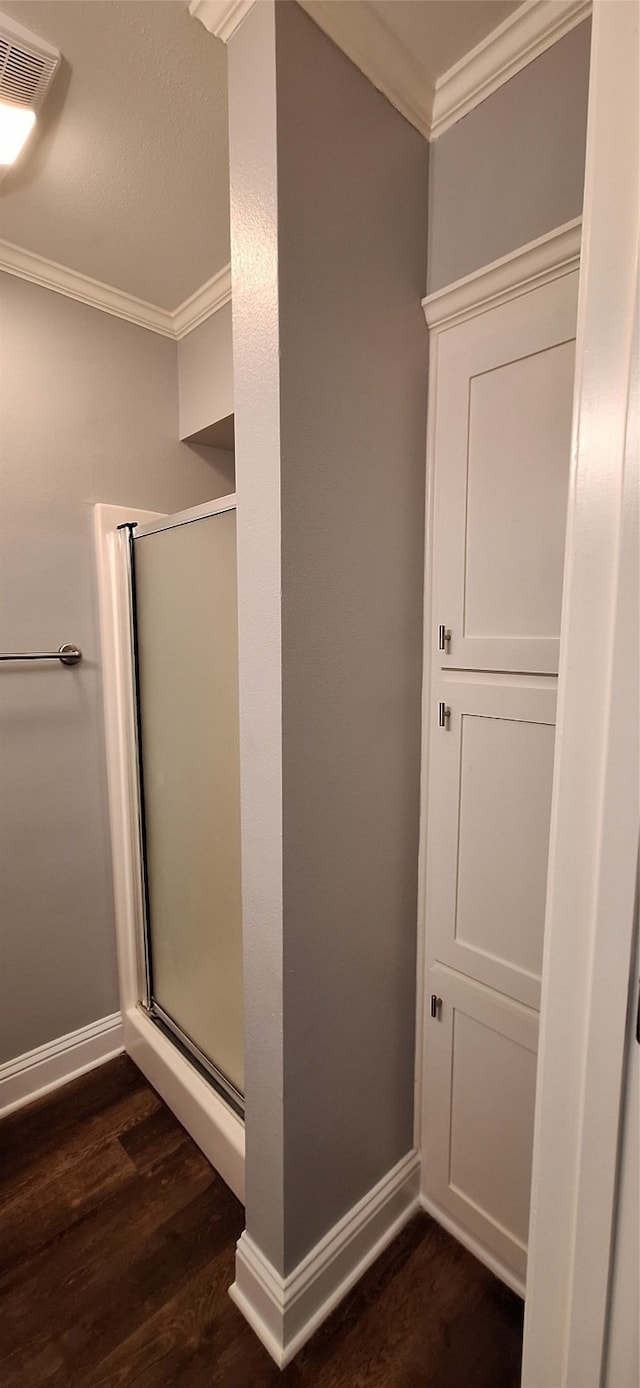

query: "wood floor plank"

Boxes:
[0, 1141, 215, 1359]
[60, 1179, 241, 1376]
[117, 1100, 192, 1175]
[0, 1135, 136, 1279]
[0, 1056, 159, 1202]
[0, 1055, 524, 1386]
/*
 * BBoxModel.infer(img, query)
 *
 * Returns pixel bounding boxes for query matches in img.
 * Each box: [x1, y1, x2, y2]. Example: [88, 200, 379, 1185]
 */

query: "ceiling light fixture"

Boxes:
[0, 100, 35, 165]
[0, 11, 60, 178]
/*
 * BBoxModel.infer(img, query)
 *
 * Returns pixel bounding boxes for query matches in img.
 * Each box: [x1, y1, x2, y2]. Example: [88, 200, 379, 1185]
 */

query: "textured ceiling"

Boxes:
[0, 2, 229, 309]
[370, 0, 520, 86]
[0, 1, 523, 310]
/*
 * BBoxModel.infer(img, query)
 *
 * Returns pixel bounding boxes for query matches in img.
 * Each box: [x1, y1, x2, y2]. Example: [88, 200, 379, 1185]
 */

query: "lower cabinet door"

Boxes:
[422, 966, 539, 1290]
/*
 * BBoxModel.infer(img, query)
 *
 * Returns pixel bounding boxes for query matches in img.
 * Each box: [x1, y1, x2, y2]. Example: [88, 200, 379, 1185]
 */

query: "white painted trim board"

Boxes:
[0, 241, 231, 340]
[431, 0, 592, 139]
[189, 0, 256, 44]
[124, 1005, 244, 1203]
[230, 1151, 421, 1368]
[521, 2, 640, 1382]
[297, 0, 433, 141]
[295, 0, 590, 143]
[0, 1014, 123, 1119]
[422, 216, 582, 332]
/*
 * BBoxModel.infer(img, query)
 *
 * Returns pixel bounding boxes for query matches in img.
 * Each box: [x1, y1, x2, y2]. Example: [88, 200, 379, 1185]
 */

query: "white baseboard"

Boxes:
[0, 1013, 124, 1119]
[230, 1150, 421, 1368]
[420, 1193, 526, 1299]
[123, 1005, 245, 1204]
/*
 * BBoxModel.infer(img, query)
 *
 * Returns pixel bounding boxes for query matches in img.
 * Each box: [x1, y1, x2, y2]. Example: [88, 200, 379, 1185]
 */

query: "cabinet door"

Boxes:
[433, 272, 577, 676]
[423, 966, 538, 1287]
[426, 678, 557, 1011]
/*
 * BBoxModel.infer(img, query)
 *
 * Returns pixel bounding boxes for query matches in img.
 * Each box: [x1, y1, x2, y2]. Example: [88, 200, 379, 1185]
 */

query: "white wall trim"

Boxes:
[431, 0, 592, 140]
[522, 3, 640, 1383]
[296, 0, 590, 143]
[124, 1005, 245, 1202]
[420, 1195, 526, 1300]
[230, 1151, 420, 1368]
[0, 1014, 123, 1119]
[171, 264, 232, 338]
[298, 0, 433, 142]
[0, 240, 174, 336]
[0, 239, 231, 340]
[189, 0, 257, 43]
[422, 216, 582, 332]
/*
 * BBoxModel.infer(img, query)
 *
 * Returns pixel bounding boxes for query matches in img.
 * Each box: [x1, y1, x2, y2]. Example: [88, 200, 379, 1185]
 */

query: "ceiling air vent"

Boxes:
[0, 11, 60, 113]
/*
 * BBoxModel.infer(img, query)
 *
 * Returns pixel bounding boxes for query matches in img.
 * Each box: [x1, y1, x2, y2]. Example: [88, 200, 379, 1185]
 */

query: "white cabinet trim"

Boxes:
[422, 217, 582, 333]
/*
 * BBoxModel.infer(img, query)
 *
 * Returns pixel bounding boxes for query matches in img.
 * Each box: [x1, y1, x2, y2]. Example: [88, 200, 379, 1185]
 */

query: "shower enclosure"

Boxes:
[95, 496, 245, 1197]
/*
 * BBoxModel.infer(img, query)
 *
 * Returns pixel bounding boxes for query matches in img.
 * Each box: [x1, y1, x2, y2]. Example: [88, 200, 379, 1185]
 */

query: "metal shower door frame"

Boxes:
[122, 494, 244, 1118]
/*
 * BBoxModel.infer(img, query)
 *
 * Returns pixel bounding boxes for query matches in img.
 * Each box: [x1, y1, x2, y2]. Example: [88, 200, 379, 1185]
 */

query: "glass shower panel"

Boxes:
[132, 507, 243, 1101]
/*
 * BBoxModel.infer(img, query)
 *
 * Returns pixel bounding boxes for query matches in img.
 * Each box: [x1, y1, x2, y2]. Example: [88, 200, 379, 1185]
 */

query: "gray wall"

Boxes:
[178, 301, 234, 440]
[428, 19, 591, 292]
[278, 2, 428, 1270]
[229, 0, 287, 1273]
[0, 273, 233, 1063]
[229, 0, 428, 1276]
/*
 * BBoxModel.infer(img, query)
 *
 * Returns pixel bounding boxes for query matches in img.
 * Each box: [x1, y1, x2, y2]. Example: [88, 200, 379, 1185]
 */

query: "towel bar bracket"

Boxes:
[0, 644, 82, 666]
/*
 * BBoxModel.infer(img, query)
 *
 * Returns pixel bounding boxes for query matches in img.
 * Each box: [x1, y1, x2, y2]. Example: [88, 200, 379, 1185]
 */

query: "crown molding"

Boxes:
[297, 0, 432, 141]
[299, 0, 590, 143]
[0, 239, 231, 340]
[189, 0, 257, 43]
[189, 0, 590, 141]
[172, 263, 232, 338]
[422, 216, 582, 332]
[0, 240, 174, 336]
[431, 0, 592, 140]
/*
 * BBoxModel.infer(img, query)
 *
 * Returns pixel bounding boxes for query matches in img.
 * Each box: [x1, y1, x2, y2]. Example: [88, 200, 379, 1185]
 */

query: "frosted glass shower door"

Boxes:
[131, 502, 243, 1107]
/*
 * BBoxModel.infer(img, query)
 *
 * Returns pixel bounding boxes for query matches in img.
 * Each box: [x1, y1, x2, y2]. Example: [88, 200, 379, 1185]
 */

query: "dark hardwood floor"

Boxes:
[0, 1055, 523, 1386]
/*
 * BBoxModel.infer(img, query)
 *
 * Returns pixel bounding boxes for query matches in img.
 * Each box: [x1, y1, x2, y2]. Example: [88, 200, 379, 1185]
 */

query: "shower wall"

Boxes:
[0, 274, 232, 1064]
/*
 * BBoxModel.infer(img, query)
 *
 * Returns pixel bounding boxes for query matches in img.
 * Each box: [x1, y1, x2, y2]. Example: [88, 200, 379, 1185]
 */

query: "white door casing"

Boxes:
[522, 3, 639, 1382]
[417, 221, 581, 1293]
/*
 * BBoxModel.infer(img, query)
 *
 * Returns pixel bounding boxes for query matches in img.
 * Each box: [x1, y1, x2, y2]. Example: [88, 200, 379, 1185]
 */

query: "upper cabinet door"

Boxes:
[433, 272, 578, 676]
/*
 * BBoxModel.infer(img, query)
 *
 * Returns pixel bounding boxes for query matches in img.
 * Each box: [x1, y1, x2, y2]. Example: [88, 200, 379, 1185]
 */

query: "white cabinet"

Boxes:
[432, 274, 577, 675]
[420, 235, 579, 1291]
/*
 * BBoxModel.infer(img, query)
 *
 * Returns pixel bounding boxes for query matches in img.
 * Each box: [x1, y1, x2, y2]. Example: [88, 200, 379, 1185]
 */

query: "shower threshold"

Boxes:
[146, 1000, 244, 1120]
